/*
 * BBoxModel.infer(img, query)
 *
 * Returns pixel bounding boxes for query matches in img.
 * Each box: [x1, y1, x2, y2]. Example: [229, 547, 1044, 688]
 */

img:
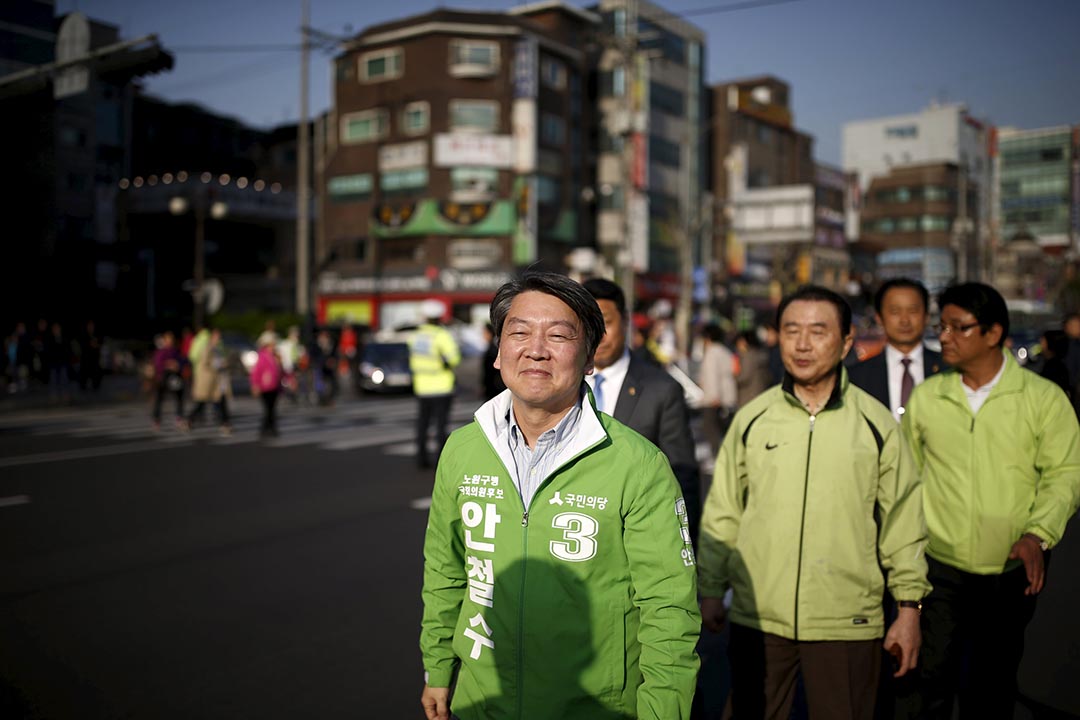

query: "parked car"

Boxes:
[218, 331, 258, 377]
[358, 341, 412, 393]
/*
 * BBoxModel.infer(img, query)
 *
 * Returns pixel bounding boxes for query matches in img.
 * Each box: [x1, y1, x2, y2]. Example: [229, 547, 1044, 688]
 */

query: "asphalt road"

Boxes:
[0, 392, 462, 719]
[0, 387, 1077, 719]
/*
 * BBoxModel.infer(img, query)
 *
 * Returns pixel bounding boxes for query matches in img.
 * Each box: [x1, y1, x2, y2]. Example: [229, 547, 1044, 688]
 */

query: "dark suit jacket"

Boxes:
[847, 344, 944, 410]
[611, 355, 702, 542]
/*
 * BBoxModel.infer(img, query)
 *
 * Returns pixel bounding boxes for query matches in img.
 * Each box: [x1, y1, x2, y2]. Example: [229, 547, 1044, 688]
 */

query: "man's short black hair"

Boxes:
[582, 277, 627, 318]
[490, 270, 606, 357]
[874, 278, 929, 315]
[938, 282, 1009, 347]
[776, 285, 853, 336]
[702, 324, 725, 344]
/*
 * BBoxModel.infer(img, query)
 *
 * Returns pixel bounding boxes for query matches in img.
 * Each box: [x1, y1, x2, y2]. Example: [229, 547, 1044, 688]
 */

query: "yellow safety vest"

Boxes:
[408, 323, 460, 396]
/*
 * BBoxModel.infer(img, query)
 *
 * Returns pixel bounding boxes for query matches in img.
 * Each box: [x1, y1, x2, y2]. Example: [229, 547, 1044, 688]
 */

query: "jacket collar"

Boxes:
[474, 383, 609, 474]
[781, 364, 847, 412]
[935, 349, 1022, 403]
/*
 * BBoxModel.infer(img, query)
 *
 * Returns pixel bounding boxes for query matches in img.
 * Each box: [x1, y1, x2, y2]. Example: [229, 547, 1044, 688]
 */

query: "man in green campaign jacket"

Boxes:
[420, 271, 700, 720]
[895, 283, 1080, 719]
[698, 285, 931, 720]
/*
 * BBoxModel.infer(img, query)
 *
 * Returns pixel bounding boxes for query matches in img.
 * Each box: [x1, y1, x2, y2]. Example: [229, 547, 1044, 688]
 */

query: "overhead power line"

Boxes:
[167, 44, 301, 53]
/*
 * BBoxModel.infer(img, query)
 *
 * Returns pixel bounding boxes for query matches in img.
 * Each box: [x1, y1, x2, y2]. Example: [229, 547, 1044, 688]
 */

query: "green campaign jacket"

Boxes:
[420, 389, 700, 720]
[698, 369, 931, 641]
[903, 351, 1080, 574]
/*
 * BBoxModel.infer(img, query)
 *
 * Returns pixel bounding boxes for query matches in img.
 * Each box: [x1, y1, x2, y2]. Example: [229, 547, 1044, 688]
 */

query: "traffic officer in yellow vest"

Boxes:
[409, 299, 461, 468]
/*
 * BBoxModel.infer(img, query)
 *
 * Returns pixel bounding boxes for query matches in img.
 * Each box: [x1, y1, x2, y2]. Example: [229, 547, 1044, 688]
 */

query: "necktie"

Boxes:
[900, 357, 914, 409]
[594, 373, 605, 413]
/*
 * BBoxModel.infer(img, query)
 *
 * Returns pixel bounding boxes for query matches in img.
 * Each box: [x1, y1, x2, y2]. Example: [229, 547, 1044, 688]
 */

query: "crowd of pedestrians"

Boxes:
[2, 318, 104, 400]
[146, 322, 320, 439]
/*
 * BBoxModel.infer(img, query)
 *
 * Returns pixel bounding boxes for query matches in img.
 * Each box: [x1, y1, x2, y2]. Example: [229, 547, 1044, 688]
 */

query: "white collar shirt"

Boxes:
[504, 392, 583, 509]
[963, 353, 1007, 416]
[586, 349, 630, 416]
[885, 343, 925, 422]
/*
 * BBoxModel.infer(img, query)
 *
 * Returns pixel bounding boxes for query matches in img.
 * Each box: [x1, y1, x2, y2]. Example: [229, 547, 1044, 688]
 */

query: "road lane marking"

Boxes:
[0, 495, 31, 508]
[0, 440, 189, 468]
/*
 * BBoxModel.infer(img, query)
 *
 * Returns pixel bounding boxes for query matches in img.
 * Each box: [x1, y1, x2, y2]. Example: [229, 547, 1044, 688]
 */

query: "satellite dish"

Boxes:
[55, 13, 90, 99]
[203, 279, 225, 315]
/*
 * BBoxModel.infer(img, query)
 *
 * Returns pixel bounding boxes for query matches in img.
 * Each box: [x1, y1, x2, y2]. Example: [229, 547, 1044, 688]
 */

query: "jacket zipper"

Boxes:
[793, 413, 815, 640]
[517, 509, 529, 718]
[474, 420, 606, 718]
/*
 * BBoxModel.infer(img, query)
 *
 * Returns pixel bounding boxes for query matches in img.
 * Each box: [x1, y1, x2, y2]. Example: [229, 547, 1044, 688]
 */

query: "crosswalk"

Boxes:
[0, 395, 483, 466]
[0, 394, 715, 473]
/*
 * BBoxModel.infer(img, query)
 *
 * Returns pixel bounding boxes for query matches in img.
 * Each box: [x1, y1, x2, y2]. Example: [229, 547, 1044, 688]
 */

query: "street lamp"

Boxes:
[170, 187, 227, 328]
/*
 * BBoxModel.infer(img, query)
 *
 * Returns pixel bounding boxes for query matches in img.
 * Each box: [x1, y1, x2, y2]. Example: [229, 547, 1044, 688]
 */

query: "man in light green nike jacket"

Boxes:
[894, 283, 1080, 719]
[420, 271, 700, 720]
[699, 285, 931, 720]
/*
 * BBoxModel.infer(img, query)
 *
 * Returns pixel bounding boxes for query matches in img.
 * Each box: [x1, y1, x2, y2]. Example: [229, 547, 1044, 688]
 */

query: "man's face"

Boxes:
[592, 298, 626, 370]
[938, 303, 1001, 370]
[876, 286, 928, 349]
[779, 300, 853, 387]
[1065, 317, 1080, 339]
[495, 291, 593, 414]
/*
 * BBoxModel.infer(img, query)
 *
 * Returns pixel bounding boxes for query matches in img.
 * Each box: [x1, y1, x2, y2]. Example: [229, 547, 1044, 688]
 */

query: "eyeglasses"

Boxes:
[934, 321, 981, 337]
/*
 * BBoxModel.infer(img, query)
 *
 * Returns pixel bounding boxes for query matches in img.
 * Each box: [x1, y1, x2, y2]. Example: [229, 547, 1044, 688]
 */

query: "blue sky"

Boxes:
[56, 0, 1080, 164]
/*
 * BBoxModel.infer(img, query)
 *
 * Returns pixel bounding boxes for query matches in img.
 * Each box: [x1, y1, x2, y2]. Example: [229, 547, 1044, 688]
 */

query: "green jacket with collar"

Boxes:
[420, 388, 700, 720]
[902, 351, 1080, 574]
[698, 368, 930, 641]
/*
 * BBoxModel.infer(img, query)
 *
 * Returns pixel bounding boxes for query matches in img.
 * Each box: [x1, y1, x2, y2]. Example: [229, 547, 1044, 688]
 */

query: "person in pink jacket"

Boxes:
[251, 333, 283, 438]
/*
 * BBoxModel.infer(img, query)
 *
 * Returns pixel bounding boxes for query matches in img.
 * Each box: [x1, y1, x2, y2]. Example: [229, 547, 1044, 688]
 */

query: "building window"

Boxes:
[341, 109, 389, 143]
[381, 167, 428, 193]
[650, 82, 683, 116]
[451, 167, 498, 195]
[613, 8, 627, 37]
[449, 100, 499, 133]
[540, 112, 566, 146]
[537, 175, 561, 205]
[449, 40, 499, 77]
[650, 135, 680, 168]
[328, 173, 374, 201]
[601, 68, 626, 98]
[920, 215, 950, 232]
[401, 101, 429, 136]
[540, 56, 567, 89]
[359, 48, 403, 82]
[924, 185, 950, 202]
[598, 184, 624, 210]
[600, 131, 624, 154]
[885, 125, 918, 139]
[897, 216, 918, 232]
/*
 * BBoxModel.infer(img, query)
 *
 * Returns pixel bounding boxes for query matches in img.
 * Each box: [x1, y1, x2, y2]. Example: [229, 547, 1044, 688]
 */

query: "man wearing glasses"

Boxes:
[896, 282, 1080, 719]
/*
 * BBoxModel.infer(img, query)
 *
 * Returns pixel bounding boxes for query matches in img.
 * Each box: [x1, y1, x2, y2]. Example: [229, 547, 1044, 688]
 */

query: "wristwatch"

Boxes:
[897, 600, 922, 615]
[1024, 533, 1049, 551]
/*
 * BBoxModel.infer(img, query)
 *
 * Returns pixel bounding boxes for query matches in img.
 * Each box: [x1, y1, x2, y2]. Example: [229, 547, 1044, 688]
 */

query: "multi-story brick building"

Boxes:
[317, 4, 597, 330]
[858, 162, 977, 298]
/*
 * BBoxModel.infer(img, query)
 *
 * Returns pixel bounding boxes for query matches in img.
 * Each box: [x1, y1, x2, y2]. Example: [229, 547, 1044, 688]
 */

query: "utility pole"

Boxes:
[619, 0, 639, 316]
[193, 195, 206, 329]
[296, 0, 311, 317]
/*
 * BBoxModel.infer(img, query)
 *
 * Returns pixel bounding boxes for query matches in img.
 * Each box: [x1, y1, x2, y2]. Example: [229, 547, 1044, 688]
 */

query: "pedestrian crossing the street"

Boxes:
[0, 395, 481, 467]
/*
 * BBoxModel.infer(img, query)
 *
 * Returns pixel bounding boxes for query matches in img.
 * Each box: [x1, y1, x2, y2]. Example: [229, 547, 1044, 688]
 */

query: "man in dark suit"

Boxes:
[849, 277, 942, 719]
[583, 278, 702, 544]
[849, 277, 943, 423]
